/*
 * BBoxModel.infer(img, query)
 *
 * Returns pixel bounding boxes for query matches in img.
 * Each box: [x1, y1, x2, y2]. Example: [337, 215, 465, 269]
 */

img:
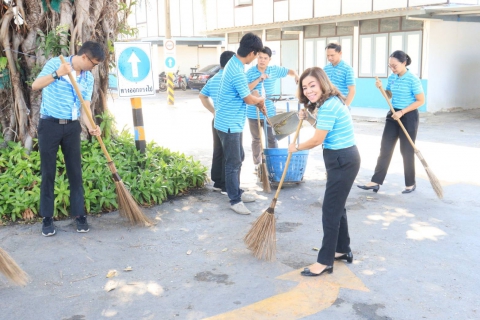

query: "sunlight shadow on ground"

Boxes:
[406, 222, 447, 241]
[365, 207, 415, 227]
[103, 279, 164, 304]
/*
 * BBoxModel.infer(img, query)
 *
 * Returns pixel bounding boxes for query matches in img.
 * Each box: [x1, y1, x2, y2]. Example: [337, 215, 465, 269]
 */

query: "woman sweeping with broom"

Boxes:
[357, 50, 424, 194]
[288, 67, 360, 276]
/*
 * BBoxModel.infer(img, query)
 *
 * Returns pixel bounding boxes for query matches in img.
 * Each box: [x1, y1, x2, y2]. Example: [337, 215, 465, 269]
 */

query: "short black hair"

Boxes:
[237, 33, 263, 58]
[260, 46, 272, 57]
[220, 51, 235, 68]
[390, 50, 412, 66]
[78, 41, 105, 62]
[325, 43, 341, 52]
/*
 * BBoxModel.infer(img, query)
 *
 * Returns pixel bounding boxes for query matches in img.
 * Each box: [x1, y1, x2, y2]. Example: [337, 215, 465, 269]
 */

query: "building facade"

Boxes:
[201, 0, 480, 112]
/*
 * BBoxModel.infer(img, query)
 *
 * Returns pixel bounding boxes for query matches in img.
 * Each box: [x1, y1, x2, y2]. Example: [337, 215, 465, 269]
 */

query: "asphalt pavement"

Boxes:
[1, 90, 479, 320]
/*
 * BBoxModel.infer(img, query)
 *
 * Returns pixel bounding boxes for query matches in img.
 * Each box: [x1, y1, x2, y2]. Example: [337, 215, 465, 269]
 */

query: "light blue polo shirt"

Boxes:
[246, 65, 289, 120]
[323, 60, 355, 98]
[386, 69, 424, 110]
[37, 56, 94, 119]
[214, 55, 251, 133]
[316, 96, 355, 150]
[200, 69, 223, 108]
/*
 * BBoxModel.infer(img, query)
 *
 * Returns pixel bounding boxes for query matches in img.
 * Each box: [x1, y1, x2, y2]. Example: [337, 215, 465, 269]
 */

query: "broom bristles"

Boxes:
[0, 248, 28, 286]
[415, 150, 444, 199]
[261, 163, 271, 193]
[244, 210, 276, 261]
[116, 181, 153, 226]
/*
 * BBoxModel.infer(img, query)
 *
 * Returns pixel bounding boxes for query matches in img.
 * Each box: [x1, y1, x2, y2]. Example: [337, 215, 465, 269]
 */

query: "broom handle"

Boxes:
[273, 115, 304, 199]
[59, 55, 113, 163]
[256, 109, 266, 151]
[375, 77, 418, 151]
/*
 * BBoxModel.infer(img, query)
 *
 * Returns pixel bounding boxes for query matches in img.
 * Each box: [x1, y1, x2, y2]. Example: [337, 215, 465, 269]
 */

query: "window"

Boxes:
[359, 17, 423, 77]
[401, 17, 423, 30]
[380, 18, 400, 32]
[228, 32, 241, 44]
[337, 26, 354, 36]
[320, 24, 336, 37]
[266, 29, 281, 41]
[282, 32, 299, 40]
[304, 25, 319, 38]
[360, 20, 379, 34]
[235, 0, 252, 6]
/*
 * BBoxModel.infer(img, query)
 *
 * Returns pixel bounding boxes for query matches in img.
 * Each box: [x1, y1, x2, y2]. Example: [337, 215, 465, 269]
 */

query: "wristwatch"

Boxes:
[51, 71, 59, 80]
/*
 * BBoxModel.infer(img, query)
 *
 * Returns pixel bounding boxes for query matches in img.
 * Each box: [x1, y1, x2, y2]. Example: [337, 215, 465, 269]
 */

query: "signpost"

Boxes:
[114, 42, 155, 153]
[163, 39, 176, 105]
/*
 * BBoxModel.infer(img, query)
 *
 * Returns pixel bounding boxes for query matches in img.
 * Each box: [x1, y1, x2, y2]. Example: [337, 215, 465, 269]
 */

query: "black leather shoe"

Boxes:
[300, 266, 333, 277]
[402, 184, 416, 194]
[335, 252, 353, 263]
[357, 184, 380, 193]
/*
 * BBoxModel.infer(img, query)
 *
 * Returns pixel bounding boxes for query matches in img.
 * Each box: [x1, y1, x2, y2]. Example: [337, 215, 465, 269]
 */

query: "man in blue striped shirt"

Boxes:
[32, 41, 104, 236]
[246, 46, 299, 167]
[214, 33, 265, 215]
[324, 43, 356, 108]
[199, 51, 235, 196]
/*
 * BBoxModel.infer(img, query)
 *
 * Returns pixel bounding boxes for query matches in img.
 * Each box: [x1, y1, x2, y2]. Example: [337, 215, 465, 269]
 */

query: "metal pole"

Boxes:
[130, 97, 146, 153]
[165, 0, 174, 105]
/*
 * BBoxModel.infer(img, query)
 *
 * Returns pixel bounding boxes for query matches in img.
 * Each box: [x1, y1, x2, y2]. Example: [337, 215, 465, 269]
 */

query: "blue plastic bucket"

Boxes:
[264, 148, 309, 183]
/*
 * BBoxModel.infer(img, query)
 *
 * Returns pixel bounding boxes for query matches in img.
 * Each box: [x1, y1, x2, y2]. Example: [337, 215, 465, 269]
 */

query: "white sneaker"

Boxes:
[241, 193, 256, 203]
[231, 202, 251, 215]
[220, 191, 227, 195]
[213, 187, 227, 195]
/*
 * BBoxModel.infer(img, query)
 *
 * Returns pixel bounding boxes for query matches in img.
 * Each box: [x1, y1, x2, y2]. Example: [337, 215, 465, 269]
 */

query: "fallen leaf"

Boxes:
[104, 281, 116, 292]
[186, 250, 192, 255]
[106, 270, 118, 278]
[124, 267, 133, 271]
[179, 228, 189, 232]
[222, 248, 228, 252]
[312, 247, 320, 251]
[366, 196, 374, 201]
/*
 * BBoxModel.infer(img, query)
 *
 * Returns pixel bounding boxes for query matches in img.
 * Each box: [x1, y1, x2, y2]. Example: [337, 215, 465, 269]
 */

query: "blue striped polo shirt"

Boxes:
[386, 69, 424, 110]
[246, 65, 289, 120]
[323, 60, 355, 97]
[200, 69, 223, 109]
[316, 96, 355, 150]
[214, 55, 251, 133]
[37, 56, 94, 119]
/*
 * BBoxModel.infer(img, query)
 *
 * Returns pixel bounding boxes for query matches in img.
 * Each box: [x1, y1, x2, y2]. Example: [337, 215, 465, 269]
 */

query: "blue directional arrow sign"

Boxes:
[114, 42, 155, 98]
[165, 57, 176, 69]
[118, 47, 150, 81]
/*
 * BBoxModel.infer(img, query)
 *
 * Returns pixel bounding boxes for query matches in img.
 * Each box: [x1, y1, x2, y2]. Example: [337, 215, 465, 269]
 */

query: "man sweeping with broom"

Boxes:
[32, 41, 104, 236]
[214, 33, 266, 215]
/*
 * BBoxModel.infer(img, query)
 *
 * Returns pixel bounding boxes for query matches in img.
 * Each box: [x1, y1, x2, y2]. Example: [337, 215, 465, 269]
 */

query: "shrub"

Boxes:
[0, 130, 208, 221]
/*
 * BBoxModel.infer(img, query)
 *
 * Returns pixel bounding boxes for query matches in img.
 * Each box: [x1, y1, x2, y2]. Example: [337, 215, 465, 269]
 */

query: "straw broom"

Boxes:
[0, 247, 28, 286]
[375, 77, 443, 199]
[244, 116, 304, 261]
[59, 55, 152, 225]
[256, 109, 271, 193]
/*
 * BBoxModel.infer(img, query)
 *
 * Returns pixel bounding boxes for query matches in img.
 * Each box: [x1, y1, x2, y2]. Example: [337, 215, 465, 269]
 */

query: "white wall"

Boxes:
[290, 0, 313, 20]
[253, 0, 274, 25]
[180, 0, 194, 36]
[217, 0, 235, 28]
[205, 0, 217, 31]
[409, 0, 447, 5]
[193, 0, 208, 36]
[157, 46, 218, 75]
[170, 0, 181, 36]
[314, 0, 341, 17]
[147, 0, 159, 37]
[342, 0, 372, 14]
[157, 0, 165, 36]
[274, 1, 288, 22]
[426, 21, 480, 112]
[235, 6, 253, 27]
[373, 0, 408, 11]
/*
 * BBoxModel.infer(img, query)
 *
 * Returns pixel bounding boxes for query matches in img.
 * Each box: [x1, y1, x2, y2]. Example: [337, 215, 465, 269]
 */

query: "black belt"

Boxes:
[40, 114, 77, 124]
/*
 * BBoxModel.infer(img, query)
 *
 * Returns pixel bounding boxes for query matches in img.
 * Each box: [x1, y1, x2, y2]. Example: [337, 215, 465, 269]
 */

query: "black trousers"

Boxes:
[211, 119, 225, 191]
[318, 145, 361, 266]
[371, 109, 419, 187]
[38, 119, 85, 218]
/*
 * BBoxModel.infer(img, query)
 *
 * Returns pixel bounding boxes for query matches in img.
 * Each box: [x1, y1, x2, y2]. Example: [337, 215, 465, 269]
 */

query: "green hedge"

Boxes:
[0, 131, 208, 221]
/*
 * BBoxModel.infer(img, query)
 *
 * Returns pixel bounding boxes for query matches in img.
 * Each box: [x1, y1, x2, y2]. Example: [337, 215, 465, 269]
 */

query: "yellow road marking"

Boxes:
[204, 262, 368, 320]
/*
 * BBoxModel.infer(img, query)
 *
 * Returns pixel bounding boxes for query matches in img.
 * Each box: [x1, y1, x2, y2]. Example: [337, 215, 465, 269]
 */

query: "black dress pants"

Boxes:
[317, 145, 361, 266]
[211, 119, 225, 191]
[38, 119, 85, 218]
[371, 109, 419, 187]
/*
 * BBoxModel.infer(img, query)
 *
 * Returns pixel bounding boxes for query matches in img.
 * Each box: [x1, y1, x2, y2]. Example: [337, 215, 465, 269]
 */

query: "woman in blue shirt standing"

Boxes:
[357, 51, 425, 194]
[288, 67, 361, 276]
